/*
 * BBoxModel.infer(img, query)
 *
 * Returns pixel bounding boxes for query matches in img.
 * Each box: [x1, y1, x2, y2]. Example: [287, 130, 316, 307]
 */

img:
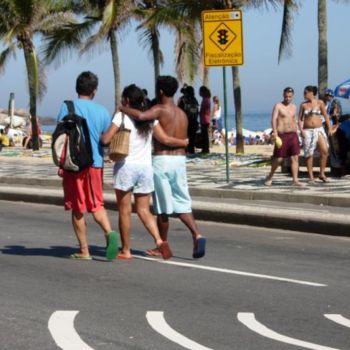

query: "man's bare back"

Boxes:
[152, 102, 188, 154]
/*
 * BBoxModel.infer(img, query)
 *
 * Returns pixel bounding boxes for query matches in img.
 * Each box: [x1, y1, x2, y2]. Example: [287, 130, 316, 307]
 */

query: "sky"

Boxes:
[0, 0, 350, 119]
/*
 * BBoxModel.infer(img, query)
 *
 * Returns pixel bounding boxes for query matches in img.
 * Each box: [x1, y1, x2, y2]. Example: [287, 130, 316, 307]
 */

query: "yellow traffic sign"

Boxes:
[202, 9, 244, 67]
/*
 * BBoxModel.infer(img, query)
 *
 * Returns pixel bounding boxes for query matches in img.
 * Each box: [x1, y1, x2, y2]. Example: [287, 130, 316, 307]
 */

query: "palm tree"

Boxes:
[134, 0, 200, 92]
[159, 0, 282, 153]
[0, 0, 76, 150]
[278, 0, 350, 97]
[43, 0, 134, 111]
[134, 1, 163, 88]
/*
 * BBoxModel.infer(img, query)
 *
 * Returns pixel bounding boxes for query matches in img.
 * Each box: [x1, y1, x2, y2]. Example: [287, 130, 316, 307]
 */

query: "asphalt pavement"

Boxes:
[1, 201, 350, 350]
[1, 147, 350, 236]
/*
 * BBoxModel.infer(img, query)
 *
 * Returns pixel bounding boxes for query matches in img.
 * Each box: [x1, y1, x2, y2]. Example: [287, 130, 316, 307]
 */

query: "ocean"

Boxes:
[42, 112, 272, 133]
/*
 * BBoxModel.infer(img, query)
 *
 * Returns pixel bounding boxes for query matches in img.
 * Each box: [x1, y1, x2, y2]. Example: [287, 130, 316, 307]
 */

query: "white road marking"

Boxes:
[48, 311, 94, 350]
[134, 256, 327, 287]
[237, 313, 339, 350]
[325, 314, 350, 328]
[146, 311, 212, 350]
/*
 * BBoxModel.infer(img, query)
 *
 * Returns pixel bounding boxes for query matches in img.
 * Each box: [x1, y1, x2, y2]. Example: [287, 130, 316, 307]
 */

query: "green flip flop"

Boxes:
[106, 231, 119, 260]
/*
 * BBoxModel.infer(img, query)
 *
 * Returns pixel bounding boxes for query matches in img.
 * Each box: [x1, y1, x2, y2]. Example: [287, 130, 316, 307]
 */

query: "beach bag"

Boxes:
[109, 113, 131, 161]
[51, 100, 93, 172]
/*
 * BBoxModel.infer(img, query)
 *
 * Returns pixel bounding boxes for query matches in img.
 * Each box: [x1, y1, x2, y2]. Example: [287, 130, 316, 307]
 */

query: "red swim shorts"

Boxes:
[63, 167, 105, 213]
[273, 132, 300, 158]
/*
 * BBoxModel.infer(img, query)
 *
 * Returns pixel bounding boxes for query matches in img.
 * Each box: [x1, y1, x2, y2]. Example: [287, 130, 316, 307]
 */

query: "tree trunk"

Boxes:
[318, 0, 328, 98]
[231, 66, 244, 154]
[110, 30, 121, 112]
[151, 28, 161, 96]
[23, 44, 39, 150]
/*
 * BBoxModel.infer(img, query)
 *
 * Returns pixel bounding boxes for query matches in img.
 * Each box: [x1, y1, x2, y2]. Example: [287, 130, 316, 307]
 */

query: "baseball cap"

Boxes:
[324, 88, 334, 97]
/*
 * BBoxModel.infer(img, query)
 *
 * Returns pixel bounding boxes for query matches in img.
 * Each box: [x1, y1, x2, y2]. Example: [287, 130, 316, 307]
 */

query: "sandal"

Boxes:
[319, 176, 330, 183]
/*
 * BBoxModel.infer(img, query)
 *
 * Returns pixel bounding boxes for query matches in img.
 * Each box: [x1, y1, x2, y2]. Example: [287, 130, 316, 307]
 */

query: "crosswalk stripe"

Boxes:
[237, 312, 339, 350]
[146, 311, 212, 350]
[48, 311, 94, 350]
[134, 256, 327, 287]
[324, 314, 350, 328]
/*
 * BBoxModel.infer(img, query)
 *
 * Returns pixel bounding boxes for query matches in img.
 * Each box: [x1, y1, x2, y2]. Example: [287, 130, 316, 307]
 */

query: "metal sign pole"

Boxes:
[8, 92, 15, 128]
[223, 66, 230, 183]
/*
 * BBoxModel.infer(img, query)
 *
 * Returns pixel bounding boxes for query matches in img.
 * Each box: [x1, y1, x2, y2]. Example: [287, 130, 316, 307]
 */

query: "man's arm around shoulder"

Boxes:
[119, 104, 163, 121]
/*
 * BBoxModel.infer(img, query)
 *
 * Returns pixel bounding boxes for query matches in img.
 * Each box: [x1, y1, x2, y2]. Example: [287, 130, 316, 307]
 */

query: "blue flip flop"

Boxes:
[193, 237, 206, 259]
[106, 231, 119, 260]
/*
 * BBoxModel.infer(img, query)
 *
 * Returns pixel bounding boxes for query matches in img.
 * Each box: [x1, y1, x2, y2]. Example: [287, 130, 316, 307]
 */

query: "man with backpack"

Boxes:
[178, 85, 199, 154]
[55, 71, 118, 261]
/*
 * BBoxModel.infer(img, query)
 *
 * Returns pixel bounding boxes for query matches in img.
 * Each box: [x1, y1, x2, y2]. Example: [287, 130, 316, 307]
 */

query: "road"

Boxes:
[0, 200, 349, 350]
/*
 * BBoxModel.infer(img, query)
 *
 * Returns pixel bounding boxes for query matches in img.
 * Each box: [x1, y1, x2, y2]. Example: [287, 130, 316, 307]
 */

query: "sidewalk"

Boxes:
[1, 147, 350, 236]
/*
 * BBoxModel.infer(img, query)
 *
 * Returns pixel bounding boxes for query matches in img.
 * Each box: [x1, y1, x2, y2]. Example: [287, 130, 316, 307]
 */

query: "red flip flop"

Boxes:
[158, 242, 173, 260]
[117, 254, 133, 261]
[145, 248, 162, 257]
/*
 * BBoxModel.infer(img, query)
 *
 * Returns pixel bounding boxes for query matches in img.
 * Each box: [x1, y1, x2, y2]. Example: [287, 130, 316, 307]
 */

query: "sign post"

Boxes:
[202, 9, 243, 183]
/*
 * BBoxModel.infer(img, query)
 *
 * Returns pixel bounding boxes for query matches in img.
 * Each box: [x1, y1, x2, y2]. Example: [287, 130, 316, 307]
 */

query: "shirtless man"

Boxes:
[265, 87, 301, 186]
[119, 76, 206, 259]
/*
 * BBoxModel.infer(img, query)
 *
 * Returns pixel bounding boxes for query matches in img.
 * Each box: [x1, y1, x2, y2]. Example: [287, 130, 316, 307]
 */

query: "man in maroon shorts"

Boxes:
[56, 71, 118, 260]
[265, 87, 301, 186]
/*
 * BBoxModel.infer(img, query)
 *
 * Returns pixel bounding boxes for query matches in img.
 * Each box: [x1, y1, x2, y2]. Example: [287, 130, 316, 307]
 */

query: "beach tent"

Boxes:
[335, 79, 350, 99]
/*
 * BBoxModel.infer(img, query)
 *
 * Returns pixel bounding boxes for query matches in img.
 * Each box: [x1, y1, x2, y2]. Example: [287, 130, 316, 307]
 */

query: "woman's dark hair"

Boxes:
[76, 71, 98, 96]
[304, 85, 318, 96]
[122, 84, 152, 137]
[199, 85, 211, 98]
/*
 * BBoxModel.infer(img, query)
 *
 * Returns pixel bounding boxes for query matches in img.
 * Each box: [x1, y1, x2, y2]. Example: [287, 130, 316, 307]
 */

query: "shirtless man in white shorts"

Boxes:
[265, 87, 301, 186]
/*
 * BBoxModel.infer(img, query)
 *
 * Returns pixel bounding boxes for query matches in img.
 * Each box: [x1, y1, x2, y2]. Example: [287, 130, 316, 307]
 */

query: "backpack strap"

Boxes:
[64, 100, 75, 115]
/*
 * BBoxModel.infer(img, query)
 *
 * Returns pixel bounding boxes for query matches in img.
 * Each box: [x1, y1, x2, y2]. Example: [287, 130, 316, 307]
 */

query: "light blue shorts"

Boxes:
[113, 162, 154, 194]
[152, 156, 192, 215]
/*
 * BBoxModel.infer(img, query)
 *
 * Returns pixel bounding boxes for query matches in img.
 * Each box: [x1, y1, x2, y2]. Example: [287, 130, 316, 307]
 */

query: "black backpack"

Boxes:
[51, 100, 93, 172]
[183, 96, 199, 121]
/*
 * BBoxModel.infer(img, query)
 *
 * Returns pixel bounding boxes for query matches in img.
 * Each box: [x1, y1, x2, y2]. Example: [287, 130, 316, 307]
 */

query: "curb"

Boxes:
[1, 176, 350, 208]
[1, 185, 350, 237]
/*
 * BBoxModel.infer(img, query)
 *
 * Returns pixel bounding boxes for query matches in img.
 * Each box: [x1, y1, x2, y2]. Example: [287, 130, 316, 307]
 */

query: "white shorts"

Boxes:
[113, 162, 154, 193]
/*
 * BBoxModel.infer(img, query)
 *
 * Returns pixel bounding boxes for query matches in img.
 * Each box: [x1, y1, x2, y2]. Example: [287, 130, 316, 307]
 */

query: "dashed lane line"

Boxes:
[134, 256, 327, 287]
[325, 314, 350, 328]
[48, 311, 94, 350]
[237, 312, 339, 350]
[146, 311, 212, 350]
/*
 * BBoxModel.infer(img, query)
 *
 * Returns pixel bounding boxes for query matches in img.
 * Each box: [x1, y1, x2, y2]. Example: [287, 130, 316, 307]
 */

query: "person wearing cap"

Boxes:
[265, 87, 301, 186]
[324, 88, 342, 127]
[324, 88, 343, 171]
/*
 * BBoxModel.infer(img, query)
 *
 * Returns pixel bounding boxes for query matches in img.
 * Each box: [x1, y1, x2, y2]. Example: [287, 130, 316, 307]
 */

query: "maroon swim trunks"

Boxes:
[273, 132, 300, 158]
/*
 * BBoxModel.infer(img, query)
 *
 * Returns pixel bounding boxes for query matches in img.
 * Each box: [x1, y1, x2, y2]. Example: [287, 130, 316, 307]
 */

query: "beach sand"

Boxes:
[210, 144, 273, 156]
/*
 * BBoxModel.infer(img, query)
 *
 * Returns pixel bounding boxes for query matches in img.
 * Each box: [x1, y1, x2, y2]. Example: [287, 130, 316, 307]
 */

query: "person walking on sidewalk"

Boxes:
[199, 86, 211, 154]
[101, 84, 187, 260]
[178, 85, 199, 154]
[298, 85, 332, 184]
[120, 75, 206, 259]
[265, 87, 301, 186]
[56, 71, 118, 260]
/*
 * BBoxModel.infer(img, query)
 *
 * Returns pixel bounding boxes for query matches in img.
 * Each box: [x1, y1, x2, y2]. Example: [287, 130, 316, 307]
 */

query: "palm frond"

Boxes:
[41, 20, 96, 67]
[278, 0, 299, 63]
[0, 44, 17, 73]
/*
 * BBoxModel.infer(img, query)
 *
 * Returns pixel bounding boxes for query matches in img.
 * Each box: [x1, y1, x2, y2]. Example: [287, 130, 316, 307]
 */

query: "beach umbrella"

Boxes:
[334, 79, 350, 99]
